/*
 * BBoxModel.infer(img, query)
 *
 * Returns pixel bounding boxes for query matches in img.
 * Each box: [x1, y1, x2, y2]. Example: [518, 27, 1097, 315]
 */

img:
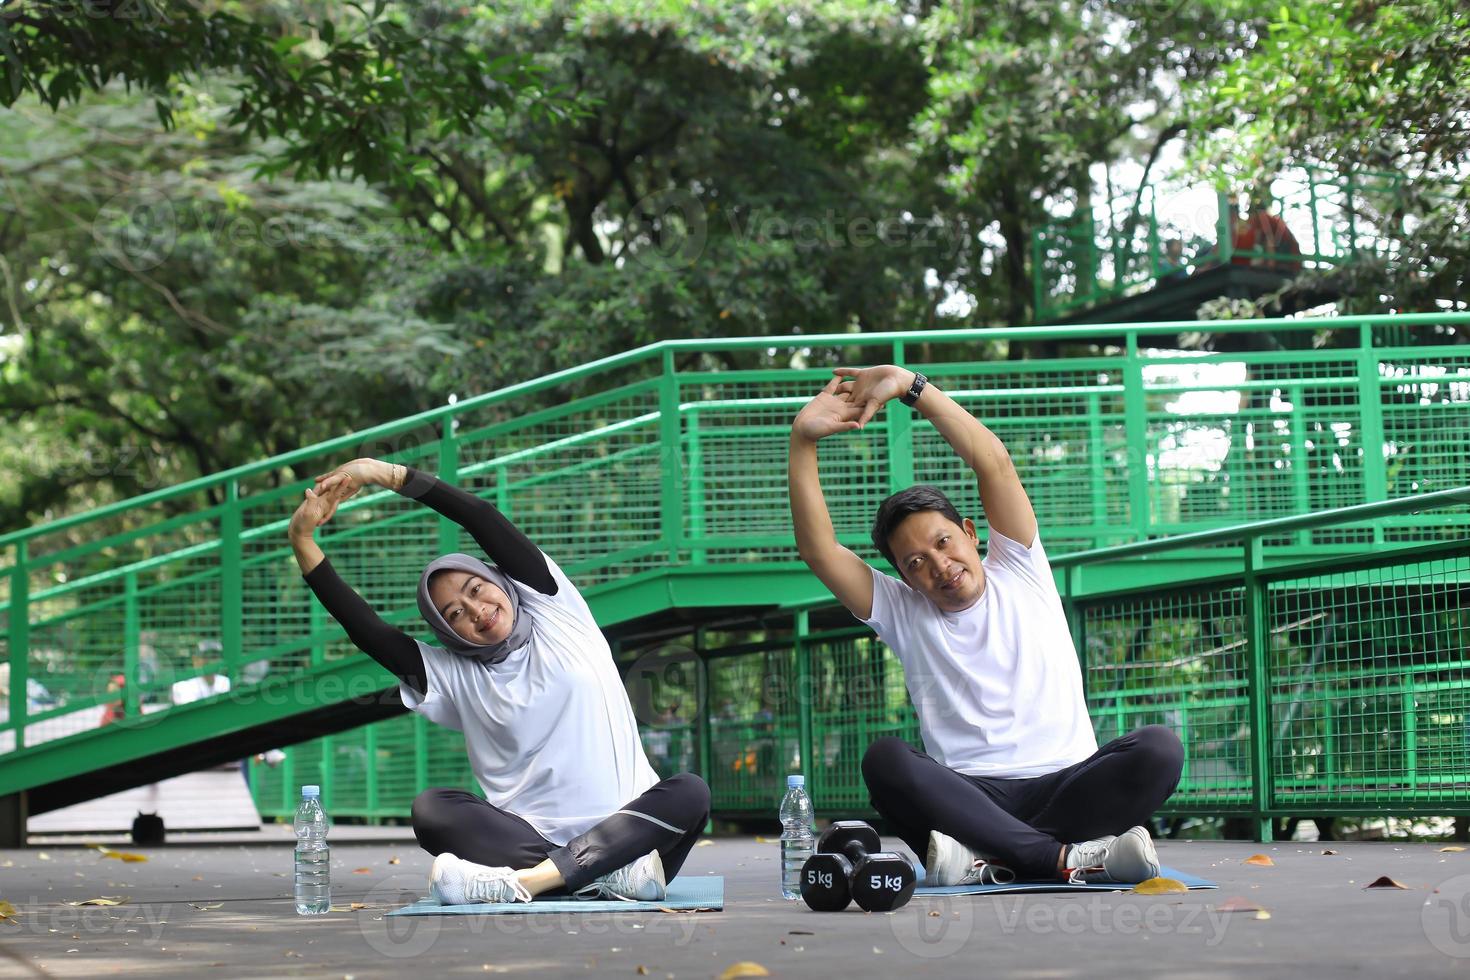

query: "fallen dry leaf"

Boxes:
[1132, 876, 1188, 895]
[637, 968, 649, 976]
[1215, 897, 1267, 914]
[1253, 909, 1272, 920]
[192, 876, 204, 881]
[189, 903, 224, 911]
[352, 868, 372, 874]
[695, 840, 713, 847]
[36, 853, 50, 861]
[717, 964, 770, 980]
[388, 856, 401, 865]
[753, 836, 773, 844]
[1243, 854, 1275, 867]
[0, 900, 17, 921]
[1439, 847, 1466, 853]
[1321, 849, 1339, 856]
[1364, 876, 1408, 890]
[328, 903, 372, 912]
[99, 850, 149, 863]
[67, 898, 127, 907]
[788, 930, 814, 935]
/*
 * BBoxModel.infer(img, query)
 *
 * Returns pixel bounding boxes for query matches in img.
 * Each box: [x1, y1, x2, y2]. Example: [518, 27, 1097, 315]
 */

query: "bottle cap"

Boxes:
[301, 785, 321, 798]
[786, 774, 804, 789]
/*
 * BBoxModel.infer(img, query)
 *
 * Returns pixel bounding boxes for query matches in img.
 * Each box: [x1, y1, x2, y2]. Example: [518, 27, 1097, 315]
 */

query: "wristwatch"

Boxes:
[899, 371, 928, 407]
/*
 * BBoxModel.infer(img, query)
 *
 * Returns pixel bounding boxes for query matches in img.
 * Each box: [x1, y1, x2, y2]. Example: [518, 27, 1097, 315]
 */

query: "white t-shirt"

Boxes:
[862, 528, 1097, 779]
[399, 553, 659, 845]
[171, 674, 232, 705]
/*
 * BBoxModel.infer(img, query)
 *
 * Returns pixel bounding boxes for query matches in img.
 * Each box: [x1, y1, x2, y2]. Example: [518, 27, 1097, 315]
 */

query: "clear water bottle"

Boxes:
[294, 784, 331, 915]
[779, 774, 815, 900]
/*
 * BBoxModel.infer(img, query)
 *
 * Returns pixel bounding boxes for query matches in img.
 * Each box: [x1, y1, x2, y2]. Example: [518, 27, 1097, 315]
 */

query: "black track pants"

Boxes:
[410, 772, 710, 892]
[862, 725, 1184, 879]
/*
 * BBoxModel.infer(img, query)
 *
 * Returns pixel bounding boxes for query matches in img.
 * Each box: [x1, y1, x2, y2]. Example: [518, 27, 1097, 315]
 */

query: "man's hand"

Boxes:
[791, 376, 864, 442]
[832, 364, 916, 427]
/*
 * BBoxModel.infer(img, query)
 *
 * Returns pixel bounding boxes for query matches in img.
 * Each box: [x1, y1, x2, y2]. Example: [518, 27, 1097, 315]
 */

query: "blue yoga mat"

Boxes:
[916, 866, 1216, 895]
[387, 875, 724, 916]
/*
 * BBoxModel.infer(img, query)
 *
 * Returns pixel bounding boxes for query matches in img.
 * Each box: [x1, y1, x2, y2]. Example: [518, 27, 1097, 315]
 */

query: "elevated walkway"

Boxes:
[4, 313, 1469, 842]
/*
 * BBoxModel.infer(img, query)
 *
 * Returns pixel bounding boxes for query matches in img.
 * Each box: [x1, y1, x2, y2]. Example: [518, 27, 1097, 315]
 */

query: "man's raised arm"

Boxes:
[788, 377, 877, 620]
[836, 365, 1038, 547]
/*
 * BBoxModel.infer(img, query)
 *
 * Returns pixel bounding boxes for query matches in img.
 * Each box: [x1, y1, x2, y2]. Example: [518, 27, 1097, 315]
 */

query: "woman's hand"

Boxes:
[832, 364, 917, 427]
[288, 487, 341, 542]
[312, 457, 400, 519]
[792, 376, 863, 443]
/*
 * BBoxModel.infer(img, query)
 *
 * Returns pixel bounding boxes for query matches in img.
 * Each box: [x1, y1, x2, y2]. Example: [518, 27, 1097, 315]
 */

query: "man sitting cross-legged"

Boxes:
[787, 367, 1184, 886]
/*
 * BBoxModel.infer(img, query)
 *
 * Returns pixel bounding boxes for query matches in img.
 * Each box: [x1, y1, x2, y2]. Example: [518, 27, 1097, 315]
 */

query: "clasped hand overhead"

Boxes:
[792, 365, 917, 441]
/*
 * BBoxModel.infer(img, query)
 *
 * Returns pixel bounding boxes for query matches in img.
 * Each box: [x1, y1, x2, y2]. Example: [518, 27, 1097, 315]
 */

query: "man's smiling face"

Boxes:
[886, 510, 986, 611]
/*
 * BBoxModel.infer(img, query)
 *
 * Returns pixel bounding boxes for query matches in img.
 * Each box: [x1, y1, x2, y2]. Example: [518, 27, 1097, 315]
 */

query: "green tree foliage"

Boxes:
[1, 0, 559, 185]
[1192, 0, 1470, 311]
[3, 0, 1466, 534]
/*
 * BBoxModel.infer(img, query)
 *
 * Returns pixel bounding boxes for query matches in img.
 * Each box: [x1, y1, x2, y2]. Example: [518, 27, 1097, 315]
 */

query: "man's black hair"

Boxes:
[871, 485, 968, 571]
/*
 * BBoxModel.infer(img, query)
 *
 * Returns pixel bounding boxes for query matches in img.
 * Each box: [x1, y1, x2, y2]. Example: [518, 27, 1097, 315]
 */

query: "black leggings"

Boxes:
[863, 725, 1184, 879]
[411, 772, 710, 893]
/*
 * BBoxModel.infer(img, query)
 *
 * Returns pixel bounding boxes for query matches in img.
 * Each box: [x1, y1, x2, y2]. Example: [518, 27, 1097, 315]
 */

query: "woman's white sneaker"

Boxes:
[430, 852, 533, 905]
[573, 849, 666, 902]
[1064, 826, 1160, 884]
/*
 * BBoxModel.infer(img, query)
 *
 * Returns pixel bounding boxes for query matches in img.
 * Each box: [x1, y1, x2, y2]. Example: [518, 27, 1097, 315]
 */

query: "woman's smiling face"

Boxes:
[428, 570, 515, 645]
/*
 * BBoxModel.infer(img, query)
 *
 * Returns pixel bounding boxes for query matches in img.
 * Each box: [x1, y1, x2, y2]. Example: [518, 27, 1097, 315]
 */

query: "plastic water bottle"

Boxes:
[294, 784, 331, 915]
[779, 774, 815, 900]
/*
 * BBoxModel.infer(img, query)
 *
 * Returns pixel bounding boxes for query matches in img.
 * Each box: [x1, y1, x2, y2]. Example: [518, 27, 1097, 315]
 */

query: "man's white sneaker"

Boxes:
[924, 830, 1017, 887]
[1064, 826, 1160, 884]
[430, 852, 533, 905]
[573, 849, 667, 902]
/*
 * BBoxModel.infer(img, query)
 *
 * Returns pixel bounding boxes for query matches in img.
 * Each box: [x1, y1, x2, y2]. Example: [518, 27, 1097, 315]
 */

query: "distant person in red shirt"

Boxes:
[98, 674, 127, 727]
[1232, 198, 1301, 270]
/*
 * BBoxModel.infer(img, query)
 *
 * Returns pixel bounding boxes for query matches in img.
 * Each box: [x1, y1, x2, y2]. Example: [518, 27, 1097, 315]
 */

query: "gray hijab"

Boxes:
[416, 553, 533, 664]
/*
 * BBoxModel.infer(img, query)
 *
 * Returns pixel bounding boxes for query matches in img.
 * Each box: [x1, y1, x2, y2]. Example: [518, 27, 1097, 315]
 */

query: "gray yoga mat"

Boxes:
[387, 875, 724, 916]
[915, 866, 1217, 895]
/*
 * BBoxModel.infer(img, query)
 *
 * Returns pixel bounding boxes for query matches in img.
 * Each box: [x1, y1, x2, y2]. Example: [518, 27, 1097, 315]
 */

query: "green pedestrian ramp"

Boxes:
[5, 314, 1470, 843]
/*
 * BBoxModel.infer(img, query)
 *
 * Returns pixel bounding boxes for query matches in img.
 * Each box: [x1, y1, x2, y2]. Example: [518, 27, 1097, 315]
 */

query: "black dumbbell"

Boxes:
[800, 820, 916, 912]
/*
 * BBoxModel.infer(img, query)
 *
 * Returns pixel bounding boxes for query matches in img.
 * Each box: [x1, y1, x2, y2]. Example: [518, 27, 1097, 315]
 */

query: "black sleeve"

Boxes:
[398, 467, 558, 596]
[303, 557, 428, 695]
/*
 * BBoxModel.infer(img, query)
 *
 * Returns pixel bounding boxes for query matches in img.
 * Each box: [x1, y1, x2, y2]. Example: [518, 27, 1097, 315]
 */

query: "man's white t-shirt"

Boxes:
[862, 528, 1097, 779]
[399, 553, 659, 845]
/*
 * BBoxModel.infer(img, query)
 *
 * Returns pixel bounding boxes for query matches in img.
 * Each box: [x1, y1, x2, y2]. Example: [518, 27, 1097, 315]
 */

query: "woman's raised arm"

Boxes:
[289, 486, 428, 694]
[315, 458, 557, 596]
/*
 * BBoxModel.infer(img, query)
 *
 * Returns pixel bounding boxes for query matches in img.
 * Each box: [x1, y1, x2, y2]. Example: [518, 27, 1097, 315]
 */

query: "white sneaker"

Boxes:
[1064, 826, 1160, 884]
[924, 830, 1016, 887]
[573, 849, 666, 902]
[430, 852, 533, 905]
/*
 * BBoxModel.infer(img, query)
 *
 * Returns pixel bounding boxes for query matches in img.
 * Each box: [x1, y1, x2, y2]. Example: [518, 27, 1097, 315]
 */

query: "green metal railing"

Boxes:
[5, 313, 1470, 810]
[253, 489, 1470, 837]
[1032, 167, 1409, 321]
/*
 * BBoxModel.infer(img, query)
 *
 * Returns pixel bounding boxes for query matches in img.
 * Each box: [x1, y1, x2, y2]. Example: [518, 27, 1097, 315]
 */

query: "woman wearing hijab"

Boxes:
[287, 457, 710, 905]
